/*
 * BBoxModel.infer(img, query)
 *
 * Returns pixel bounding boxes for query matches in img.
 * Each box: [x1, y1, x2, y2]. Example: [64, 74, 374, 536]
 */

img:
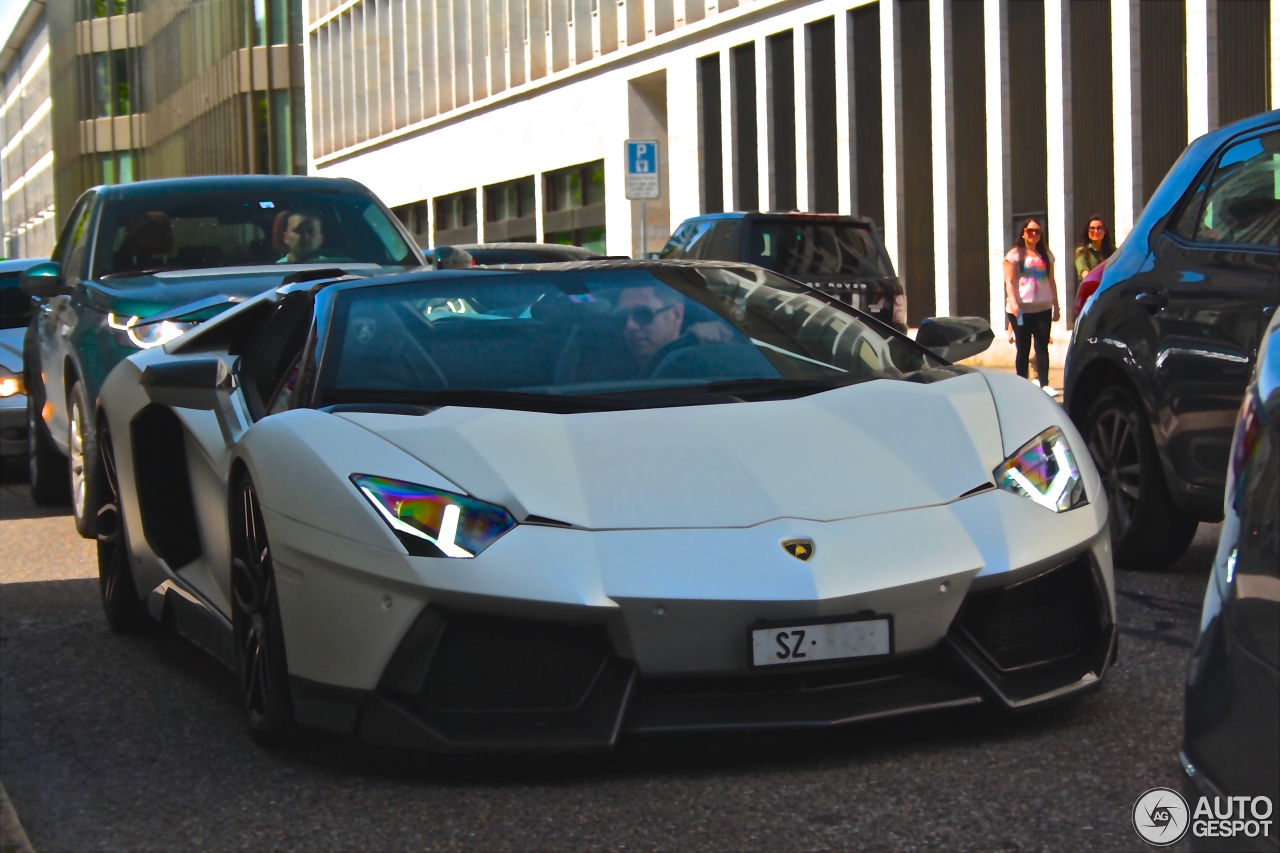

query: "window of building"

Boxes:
[92, 0, 129, 18]
[84, 50, 132, 119]
[393, 200, 432, 246]
[435, 190, 478, 245]
[484, 177, 537, 242]
[543, 161, 605, 252]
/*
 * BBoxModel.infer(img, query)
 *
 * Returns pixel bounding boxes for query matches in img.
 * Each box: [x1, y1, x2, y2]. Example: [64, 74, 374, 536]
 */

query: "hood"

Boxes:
[83, 263, 388, 317]
[0, 328, 22, 373]
[338, 372, 1007, 529]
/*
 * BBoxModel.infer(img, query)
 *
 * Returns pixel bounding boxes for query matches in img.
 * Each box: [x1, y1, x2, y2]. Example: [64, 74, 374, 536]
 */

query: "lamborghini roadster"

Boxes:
[94, 260, 1117, 751]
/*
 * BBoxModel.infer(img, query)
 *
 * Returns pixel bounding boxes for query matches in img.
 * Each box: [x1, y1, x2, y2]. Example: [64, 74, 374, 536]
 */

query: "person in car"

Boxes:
[616, 284, 734, 370]
[278, 209, 327, 263]
[1004, 218, 1060, 396]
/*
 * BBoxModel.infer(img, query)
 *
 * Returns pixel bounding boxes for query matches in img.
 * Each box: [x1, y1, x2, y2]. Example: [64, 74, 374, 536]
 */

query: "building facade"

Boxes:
[2, 0, 55, 258]
[306, 0, 1277, 328]
[37, 0, 308, 236]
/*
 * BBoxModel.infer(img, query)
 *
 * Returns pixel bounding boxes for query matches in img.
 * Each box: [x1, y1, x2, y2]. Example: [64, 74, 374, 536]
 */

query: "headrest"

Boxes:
[120, 211, 174, 258]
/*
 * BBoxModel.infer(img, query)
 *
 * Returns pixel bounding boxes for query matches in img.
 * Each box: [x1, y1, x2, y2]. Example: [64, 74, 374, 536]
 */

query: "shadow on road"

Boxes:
[0, 457, 71, 520]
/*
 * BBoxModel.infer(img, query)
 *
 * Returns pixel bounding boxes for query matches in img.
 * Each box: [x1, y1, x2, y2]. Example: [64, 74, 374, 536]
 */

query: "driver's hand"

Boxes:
[687, 321, 734, 344]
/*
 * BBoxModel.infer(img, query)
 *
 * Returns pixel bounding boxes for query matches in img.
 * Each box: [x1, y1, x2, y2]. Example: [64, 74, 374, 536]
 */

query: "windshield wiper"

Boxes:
[99, 267, 189, 280]
[321, 388, 632, 414]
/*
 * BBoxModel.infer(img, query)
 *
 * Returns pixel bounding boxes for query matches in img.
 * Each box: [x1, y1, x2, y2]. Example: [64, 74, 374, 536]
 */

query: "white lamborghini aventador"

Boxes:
[92, 260, 1116, 750]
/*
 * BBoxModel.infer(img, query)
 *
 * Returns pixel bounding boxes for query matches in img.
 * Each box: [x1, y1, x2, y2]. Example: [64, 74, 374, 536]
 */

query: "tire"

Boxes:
[68, 382, 98, 538]
[27, 388, 70, 506]
[231, 473, 296, 745]
[95, 423, 148, 632]
[1083, 384, 1198, 569]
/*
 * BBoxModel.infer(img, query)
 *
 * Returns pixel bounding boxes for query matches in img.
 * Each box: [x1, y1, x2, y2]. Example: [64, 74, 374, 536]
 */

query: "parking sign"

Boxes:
[625, 139, 660, 199]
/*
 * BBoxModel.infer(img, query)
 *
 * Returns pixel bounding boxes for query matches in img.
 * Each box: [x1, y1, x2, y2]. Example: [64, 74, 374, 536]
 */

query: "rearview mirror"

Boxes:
[915, 316, 994, 363]
[140, 357, 244, 445]
[19, 261, 72, 298]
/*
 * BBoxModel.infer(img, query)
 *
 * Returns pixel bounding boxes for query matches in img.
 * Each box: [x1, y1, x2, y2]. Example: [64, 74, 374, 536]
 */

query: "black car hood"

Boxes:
[81, 263, 391, 317]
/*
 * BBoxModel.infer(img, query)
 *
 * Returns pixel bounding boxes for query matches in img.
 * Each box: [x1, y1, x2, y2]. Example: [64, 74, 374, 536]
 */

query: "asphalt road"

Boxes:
[0, 456, 1215, 852]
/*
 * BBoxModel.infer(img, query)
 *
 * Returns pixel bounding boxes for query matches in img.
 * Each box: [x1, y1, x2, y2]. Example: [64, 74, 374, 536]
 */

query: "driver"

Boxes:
[616, 284, 736, 370]
[278, 209, 327, 263]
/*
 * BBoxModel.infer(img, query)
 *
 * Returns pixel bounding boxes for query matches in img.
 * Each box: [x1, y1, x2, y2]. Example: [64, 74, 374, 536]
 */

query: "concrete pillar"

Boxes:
[1112, 0, 1141, 244]
[720, 49, 734, 210]
[985, 0, 1010, 325]
[668, 57, 703, 223]
[1186, 0, 1217, 141]
[881, 0, 903, 274]
[476, 182, 487, 241]
[1273, 0, 1280, 108]
[1046, 0, 1071, 321]
[755, 35, 771, 210]
[795, 23, 811, 211]
[534, 170, 545, 242]
[930, 0, 955, 318]
[834, 9, 854, 215]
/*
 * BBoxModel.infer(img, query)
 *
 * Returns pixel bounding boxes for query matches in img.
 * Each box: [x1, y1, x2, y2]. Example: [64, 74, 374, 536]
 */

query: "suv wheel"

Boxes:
[27, 390, 70, 506]
[68, 382, 98, 538]
[1083, 385, 1197, 568]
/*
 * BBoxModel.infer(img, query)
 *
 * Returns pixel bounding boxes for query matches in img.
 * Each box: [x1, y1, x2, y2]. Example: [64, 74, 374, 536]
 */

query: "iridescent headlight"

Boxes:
[351, 474, 517, 558]
[994, 426, 1088, 512]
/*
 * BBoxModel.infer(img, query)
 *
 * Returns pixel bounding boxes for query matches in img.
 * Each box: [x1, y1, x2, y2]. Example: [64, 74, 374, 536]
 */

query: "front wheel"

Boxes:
[68, 381, 98, 538]
[1083, 385, 1197, 569]
[231, 473, 296, 745]
[95, 423, 148, 631]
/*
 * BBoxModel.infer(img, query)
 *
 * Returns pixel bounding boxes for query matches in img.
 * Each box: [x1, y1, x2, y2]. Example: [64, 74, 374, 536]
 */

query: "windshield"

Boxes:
[314, 265, 948, 412]
[92, 190, 417, 278]
[749, 221, 889, 277]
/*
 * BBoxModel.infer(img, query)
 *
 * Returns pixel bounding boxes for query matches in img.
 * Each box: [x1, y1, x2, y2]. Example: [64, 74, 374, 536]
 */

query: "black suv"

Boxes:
[1064, 108, 1279, 568]
[660, 213, 907, 331]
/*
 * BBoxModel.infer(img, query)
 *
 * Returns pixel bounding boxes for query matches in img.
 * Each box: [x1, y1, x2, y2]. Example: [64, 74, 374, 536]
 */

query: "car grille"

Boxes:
[957, 554, 1102, 672]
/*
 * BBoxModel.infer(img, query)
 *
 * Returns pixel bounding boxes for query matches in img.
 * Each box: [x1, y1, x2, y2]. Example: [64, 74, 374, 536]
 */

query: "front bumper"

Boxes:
[284, 548, 1116, 753]
[0, 395, 26, 458]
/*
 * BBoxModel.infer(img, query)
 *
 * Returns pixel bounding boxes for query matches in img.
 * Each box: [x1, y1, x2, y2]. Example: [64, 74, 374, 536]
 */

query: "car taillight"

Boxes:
[1074, 265, 1104, 318]
[1228, 390, 1263, 508]
[892, 293, 907, 326]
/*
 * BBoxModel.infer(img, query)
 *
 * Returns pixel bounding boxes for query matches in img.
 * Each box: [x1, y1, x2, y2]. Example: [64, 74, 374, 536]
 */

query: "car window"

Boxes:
[238, 294, 314, 419]
[50, 195, 91, 268]
[700, 221, 740, 259]
[748, 221, 889, 276]
[314, 266, 946, 411]
[1175, 130, 1280, 248]
[92, 189, 418, 279]
[61, 198, 97, 283]
[0, 272, 31, 329]
[659, 220, 714, 259]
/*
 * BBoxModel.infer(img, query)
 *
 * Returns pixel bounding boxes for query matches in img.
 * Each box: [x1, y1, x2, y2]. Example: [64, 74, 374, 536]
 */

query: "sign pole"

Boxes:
[624, 139, 661, 260]
[641, 198, 647, 259]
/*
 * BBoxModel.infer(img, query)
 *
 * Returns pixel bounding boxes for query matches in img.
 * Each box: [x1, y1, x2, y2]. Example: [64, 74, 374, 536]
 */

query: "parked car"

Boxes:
[435, 242, 606, 265]
[0, 258, 50, 460]
[21, 175, 425, 536]
[1063, 109, 1279, 568]
[1182, 309, 1279, 851]
[93, 260, 1113, 749]
[660, 212, 908, 331]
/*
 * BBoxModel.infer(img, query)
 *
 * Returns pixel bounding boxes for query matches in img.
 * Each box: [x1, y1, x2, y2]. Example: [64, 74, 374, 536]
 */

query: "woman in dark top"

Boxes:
[1074, 215, 1114, 281]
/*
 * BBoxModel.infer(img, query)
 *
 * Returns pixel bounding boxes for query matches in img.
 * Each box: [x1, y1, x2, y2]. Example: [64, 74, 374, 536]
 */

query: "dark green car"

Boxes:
[22, 175, 425, 536]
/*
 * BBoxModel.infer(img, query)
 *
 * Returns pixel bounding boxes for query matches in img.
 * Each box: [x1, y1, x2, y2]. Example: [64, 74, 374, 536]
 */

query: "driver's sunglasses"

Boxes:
[619, 304, 675, 326]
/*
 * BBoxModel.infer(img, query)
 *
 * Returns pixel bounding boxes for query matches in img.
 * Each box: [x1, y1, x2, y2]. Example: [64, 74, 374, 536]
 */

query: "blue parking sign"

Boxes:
[624, 139, 660, 199]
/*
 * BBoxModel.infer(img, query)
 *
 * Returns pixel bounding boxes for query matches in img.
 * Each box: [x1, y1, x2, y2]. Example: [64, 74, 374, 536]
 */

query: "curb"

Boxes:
[0, 782, 35, 853]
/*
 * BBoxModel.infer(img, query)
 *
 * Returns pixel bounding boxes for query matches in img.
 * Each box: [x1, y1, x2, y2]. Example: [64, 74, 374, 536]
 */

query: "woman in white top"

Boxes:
[1003, 218, 1061, 395]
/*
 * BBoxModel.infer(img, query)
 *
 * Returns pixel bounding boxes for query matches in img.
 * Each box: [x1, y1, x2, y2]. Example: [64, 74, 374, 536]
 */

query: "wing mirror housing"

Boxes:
[140, 357, 244, 446]
[19, 262, 72, 298]
[915, 316, 994, 363]
[433, 246, 475, 269]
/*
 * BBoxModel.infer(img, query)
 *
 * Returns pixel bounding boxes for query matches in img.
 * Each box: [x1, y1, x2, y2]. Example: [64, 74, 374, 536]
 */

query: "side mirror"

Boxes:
[433, 246, 475, 269]
[915, 316, 994, 363]
[140, 357, 244, 446]
[19, 261, 72, 298]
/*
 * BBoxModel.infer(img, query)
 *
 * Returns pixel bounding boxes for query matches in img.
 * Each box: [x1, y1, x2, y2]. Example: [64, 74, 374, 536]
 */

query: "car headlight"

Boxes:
[107, 313, 195, 349]
[0, 367, 24, 398]
[351, 474, 517, 558]
[994, 426, 1088, 512]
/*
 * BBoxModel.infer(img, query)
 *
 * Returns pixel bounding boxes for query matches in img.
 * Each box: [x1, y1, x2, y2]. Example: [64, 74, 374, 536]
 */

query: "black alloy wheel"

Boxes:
[68, 381, 99, 538]
[231, 474, 296, 744]
[95, 423, 148, 631]
[1083, 385, 1198, 568]
[27, 388, 70, 506]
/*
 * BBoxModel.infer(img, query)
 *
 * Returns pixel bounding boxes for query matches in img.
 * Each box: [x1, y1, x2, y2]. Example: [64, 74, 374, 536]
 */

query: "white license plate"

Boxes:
[751, 617, 891, 667]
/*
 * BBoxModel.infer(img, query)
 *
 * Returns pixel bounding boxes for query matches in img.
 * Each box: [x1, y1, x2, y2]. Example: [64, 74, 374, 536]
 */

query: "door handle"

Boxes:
[1135, 290, 1167, 310]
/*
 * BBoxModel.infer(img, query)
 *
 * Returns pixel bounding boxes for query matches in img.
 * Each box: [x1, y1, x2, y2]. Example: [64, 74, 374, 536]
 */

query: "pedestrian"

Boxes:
[1004, 218, 1060, 396]
[1074, 214, 1114, 280]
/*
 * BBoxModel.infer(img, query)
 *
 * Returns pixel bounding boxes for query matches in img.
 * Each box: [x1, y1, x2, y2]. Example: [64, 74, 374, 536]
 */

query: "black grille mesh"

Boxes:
[421, 614, 610, 712]
[958, 555, 1101, 672]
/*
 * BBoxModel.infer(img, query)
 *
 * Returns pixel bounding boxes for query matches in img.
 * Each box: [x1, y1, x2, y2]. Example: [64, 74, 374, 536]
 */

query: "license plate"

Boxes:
[751, 617, 892, 667]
